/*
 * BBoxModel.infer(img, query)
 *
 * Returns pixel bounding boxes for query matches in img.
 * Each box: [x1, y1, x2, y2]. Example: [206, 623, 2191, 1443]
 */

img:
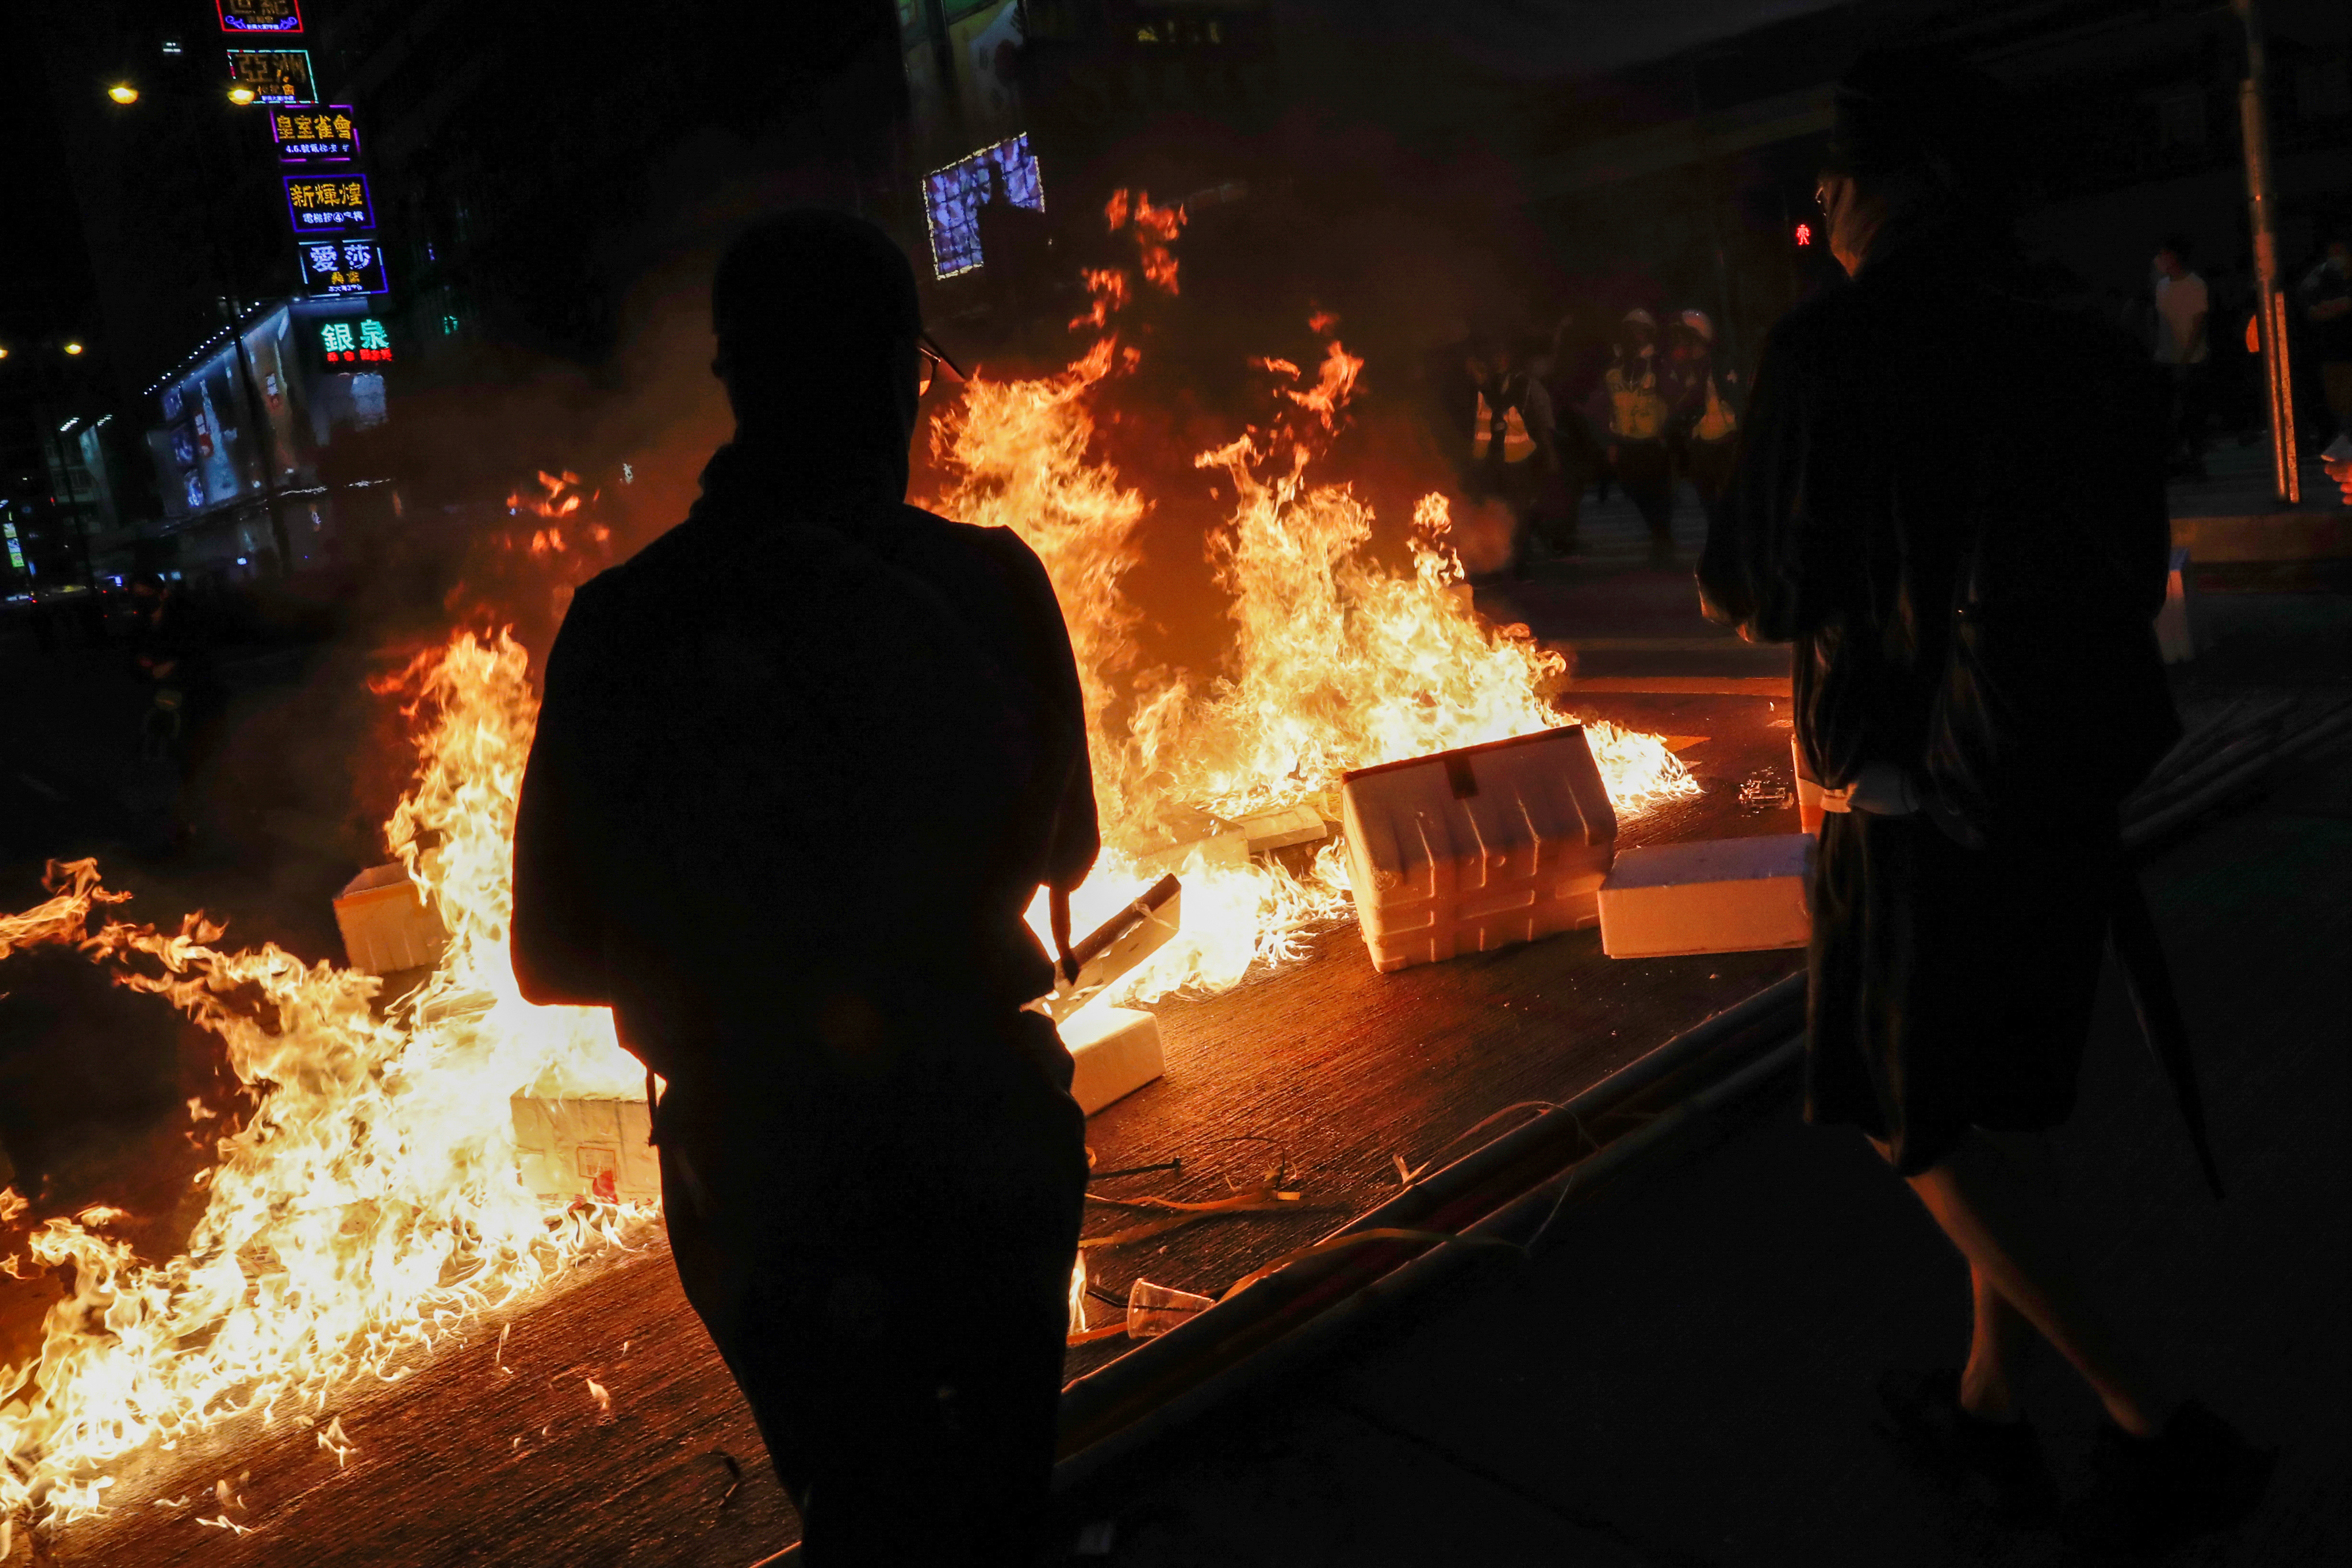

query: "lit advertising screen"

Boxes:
[160, 351, 251, 510]
[217, 0, 303, 32]
[284, 174, 374, 233]
[271, 105, 358, 161]
[920, 132, 1043, 279]
[297, 238, 389, 297]
[227, 48, 316, 104]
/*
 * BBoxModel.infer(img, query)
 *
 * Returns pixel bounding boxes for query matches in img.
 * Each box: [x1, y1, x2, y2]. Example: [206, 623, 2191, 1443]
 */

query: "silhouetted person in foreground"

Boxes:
[1701, 52, 2273, 1554]
[513, 210, 1097, 1566]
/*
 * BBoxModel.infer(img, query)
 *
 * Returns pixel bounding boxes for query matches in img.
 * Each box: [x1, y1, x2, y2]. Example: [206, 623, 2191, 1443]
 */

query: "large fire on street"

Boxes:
[0, 197, 1695, 1537]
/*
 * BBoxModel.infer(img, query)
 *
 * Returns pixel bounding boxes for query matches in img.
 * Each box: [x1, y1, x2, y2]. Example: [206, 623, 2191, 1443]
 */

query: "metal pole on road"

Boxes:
[2233, 0, 2299, 505]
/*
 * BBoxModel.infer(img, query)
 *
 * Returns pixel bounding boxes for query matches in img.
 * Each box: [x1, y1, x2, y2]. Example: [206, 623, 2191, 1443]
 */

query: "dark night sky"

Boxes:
[0, 12, 101, 351]
[0, 1, 1855, 369]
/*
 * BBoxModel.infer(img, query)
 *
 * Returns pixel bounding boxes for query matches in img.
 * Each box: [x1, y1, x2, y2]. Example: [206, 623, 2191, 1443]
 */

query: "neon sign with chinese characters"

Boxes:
[217, 0, 303, 33]
[297, 238, 388, 297]
[227, 47, 315, 104]
[271, 105, 358, 161]
[318, 317, 394, 366]
[284, 174, 374, 232]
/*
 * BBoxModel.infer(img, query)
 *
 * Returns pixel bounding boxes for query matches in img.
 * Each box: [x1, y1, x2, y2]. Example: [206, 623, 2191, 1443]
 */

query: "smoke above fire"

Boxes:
[0, 191, 1693, 1533]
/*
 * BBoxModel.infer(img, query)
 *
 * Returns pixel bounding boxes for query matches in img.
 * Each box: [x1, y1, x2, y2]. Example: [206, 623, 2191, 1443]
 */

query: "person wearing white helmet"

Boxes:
[1594, 307, 1677, 560]
[1663, 307, 1742, 534]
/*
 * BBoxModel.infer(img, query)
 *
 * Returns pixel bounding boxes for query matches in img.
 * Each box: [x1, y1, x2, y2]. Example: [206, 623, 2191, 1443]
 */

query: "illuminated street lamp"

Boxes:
[227, 85, 257, 105]
[107, 83, 140, 105]
[63, 342, 85, 356]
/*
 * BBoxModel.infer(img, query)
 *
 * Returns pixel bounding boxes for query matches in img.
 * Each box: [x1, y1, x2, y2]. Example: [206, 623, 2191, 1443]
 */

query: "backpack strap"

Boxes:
[2108, 863, 2225, 1202]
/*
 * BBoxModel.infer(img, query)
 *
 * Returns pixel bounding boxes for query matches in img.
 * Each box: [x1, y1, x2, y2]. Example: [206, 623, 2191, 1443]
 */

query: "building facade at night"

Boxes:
[13, 0, 2344, 592]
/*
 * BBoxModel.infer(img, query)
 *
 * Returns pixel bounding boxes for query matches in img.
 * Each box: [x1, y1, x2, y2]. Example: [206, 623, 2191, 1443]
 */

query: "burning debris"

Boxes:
[0, 192, 1699, 1537]
[943, 206, 1695, 998]
[0, 638, 641, 1533]
[510, 1096, 660, 1205]
[332, 861, 450, 975]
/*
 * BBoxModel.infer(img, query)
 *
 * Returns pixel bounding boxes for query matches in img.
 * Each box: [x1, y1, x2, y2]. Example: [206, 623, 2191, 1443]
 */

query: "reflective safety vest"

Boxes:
[1606, 359, 1669, 442]
[1472, 390, 1536, 463]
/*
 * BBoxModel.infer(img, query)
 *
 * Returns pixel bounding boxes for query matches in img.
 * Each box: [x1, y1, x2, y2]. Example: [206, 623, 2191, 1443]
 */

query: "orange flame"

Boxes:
[1279, 340, 1365, 431]
[933, 268, 1694, 997]
[1105, 188, 1185, 296]
[0, 195, 1695, 1530]
[506, 469, 590, 519]
[1068, 267, 1132, 333]
[0, 637, 641, 1529]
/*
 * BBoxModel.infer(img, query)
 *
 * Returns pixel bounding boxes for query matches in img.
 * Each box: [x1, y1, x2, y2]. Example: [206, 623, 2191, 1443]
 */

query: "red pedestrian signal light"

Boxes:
[1795, 222, 1813, 247]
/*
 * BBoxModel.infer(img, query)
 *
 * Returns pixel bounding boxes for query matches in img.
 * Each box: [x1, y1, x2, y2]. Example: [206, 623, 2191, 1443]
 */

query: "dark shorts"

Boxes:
[1806, 811, 2117, 1176]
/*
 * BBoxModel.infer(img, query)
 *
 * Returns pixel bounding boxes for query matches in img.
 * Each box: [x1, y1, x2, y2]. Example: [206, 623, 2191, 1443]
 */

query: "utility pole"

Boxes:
[2233, 0, 2299, 504]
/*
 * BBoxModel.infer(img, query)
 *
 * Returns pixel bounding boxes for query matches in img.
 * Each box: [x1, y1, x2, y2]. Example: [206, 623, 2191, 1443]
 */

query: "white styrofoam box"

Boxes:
[1238, 804, 1331, 855]
[334, 863, 448, 976]
[1133, 807, 1328, 885]
[2155, 545, 2194, 664]
[1047, 877, 1182, 1022]
[1791, 732, 1825, 835]
[1134, 828, 1248, 881]
[1599, 833, 1812, 958]
[1341, 725, 1618, 974]
[510, 1093, 660, 1203]
[1060, 1004, 1165, 1115]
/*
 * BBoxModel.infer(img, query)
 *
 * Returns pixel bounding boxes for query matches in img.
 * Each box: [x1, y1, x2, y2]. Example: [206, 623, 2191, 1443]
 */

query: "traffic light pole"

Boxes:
[2233, 0, 2299, 505]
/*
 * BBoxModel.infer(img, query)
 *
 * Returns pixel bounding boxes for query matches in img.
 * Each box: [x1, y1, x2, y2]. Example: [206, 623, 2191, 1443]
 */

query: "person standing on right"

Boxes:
[2153, 234, 2213, 477]
[2297, 226, 2352, 446]
[1702, 50, 2274, 1556]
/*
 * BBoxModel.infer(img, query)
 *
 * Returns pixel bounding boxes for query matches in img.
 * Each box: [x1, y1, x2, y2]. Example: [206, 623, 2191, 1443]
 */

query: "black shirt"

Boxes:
[511, 444, 1097, 1085]
[1699, 231, 2171, 806]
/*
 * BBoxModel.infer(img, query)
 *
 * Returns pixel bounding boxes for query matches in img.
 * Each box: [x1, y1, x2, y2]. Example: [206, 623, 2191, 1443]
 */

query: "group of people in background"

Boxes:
[1436, 217, 2349, 558]
[1436, 302, 1745, 575]
[2138, 222, 2352, 479]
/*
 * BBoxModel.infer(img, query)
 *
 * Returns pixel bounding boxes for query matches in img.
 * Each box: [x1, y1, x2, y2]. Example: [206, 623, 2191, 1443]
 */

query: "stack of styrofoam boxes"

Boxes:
[333, 863, 449, 976]
[1341, 726, 1618, 973]
[1597, 834, 1812, 958]
[510, 1093, 660, 1204]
